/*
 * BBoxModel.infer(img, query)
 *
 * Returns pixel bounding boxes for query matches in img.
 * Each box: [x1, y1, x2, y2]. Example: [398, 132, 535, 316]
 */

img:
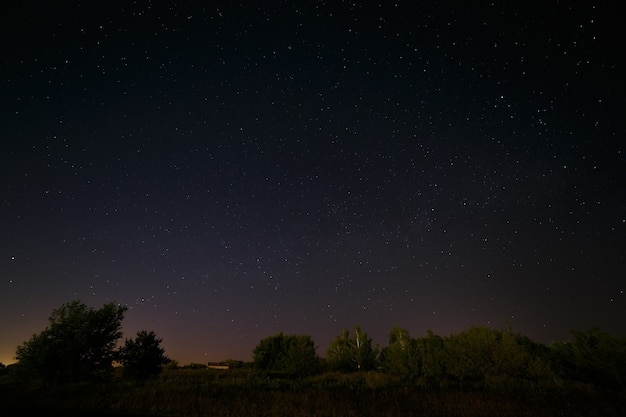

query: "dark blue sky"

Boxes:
[1, 1, 624, 365]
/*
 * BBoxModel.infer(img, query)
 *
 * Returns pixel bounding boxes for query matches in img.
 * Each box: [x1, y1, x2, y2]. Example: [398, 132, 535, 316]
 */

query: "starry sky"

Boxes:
[1, 1, 624, 365]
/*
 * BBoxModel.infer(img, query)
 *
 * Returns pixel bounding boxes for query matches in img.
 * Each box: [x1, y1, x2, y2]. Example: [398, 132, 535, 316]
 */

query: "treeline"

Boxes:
[248, 324, 626, 390]
[4, 300, 626, 392]
[7, 301, 169, 384]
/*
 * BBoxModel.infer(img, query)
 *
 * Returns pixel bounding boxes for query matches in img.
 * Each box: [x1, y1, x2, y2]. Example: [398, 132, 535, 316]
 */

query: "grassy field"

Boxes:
[1, 368, 625, 417]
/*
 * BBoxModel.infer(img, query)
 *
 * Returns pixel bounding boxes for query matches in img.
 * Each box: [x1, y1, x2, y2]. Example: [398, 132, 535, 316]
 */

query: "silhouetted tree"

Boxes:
[118, 330, 169, 381]
[15, 300, 127, 384]
[253, 332, 319, 376]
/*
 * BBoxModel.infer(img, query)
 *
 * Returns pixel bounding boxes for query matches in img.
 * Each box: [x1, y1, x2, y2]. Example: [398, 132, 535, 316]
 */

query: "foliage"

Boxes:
[550, 327, 626, 390]
[15, 300, 127, 384]
[444, 326, 503, 383]
[379, 326, 420, 379]
[417, 330, 446, 382]
[118, 330, 170, 381]
[253, 332, 320, 376]
[326, 325, 378, 371]
[379, 327, 447, 383]
[378, 325, 562, 387]
[9, 298, 626, 412]
[435, 325, 560, 386]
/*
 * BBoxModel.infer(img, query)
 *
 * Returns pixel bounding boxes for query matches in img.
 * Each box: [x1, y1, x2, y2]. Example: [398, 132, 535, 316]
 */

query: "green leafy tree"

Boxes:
[382, 329, 448, 383]
[15, 300, 127, 384]
[327, 325, 377, 371]
[118, 330, 169, 381]
[551, 327, 626, 389]
[444, 326, 499, 386]
[326, 328, 352, 371]
[489, 325, 532, 379]
[380, 326, 420, 378]
[443, 325, 557, 387]
[253, 332, 319, 376]
[418, 330, 446, 382]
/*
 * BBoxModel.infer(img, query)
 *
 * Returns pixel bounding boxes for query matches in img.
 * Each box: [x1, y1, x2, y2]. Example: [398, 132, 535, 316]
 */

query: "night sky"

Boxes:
[1, 1, 624, 365]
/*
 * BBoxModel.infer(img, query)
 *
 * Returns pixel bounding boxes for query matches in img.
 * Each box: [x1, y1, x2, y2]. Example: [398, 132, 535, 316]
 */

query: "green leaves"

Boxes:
[327, 325, 377, 371]
[253, 333, 319, 376]
[551, 327, 626, 389]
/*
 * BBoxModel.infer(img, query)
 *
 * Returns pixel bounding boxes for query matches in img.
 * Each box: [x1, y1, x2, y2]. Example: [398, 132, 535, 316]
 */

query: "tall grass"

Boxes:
[1, 368, 624, 417]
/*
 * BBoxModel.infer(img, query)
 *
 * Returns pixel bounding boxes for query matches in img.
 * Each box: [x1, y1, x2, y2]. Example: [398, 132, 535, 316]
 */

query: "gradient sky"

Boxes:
[1, 1, 624, 366]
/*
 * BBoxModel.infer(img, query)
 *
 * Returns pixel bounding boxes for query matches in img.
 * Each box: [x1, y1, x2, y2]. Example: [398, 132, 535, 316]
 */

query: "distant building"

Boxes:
[207, 364, 229, 370]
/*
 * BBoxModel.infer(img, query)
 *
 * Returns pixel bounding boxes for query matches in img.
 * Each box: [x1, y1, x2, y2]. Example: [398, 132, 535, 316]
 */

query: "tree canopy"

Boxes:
[16, 300, 127, 383]
[326, 325, 377, 371]
[14, 300, 168, 384]
[11, 299, 626, 392]
[252, 332, 319, 376]
[118, 330, 170, 381]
